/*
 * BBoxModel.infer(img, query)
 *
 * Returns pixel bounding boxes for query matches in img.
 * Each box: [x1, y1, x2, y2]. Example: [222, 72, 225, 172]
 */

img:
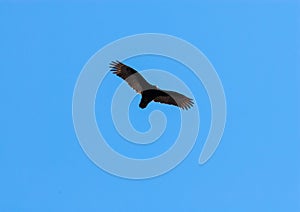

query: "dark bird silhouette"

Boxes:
[110, 61, 194, 110]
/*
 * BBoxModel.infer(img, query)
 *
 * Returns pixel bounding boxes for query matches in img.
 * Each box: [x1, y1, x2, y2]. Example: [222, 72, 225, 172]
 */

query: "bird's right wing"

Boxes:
[153, 90, 194, 110]
[110, 61, 153, 93]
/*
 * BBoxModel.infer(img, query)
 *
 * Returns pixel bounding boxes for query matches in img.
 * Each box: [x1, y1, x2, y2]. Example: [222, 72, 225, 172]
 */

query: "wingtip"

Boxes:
[181, 98, 194, 110]
[110, 60, 122, 66]
[109, 61, 118, 68]
[109, 60, 124, 73]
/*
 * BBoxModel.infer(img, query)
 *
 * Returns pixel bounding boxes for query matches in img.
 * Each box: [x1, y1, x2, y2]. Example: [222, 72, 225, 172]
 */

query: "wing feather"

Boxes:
[153, 90, 194, 110]
[110, 61, 153, 93]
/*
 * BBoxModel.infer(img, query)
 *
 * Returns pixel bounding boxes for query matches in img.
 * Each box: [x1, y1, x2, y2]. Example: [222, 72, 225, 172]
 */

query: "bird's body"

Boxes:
[110, 61, 194, 110]
[139, 89, 166, 109]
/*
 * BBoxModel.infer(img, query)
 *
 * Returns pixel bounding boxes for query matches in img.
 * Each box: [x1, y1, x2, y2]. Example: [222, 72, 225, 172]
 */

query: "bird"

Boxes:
[110, 61, 194, 110]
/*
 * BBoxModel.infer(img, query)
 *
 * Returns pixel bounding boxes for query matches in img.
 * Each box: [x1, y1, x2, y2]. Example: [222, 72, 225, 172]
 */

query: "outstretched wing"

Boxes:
[153, 90, 194, 110]
[110, 61, 153, 93]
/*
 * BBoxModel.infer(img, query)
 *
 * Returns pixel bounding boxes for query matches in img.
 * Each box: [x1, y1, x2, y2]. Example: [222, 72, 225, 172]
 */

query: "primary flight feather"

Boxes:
[110, 61, 194, 110]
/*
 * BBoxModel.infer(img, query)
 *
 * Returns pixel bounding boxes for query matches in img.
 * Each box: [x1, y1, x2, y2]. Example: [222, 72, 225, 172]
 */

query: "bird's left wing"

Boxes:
[110, 61, 153, 93]
[153, 90, 194, 110]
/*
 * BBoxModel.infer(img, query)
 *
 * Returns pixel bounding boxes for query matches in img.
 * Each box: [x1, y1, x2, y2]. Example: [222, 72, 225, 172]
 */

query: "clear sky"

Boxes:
[1, 0, 299, 211]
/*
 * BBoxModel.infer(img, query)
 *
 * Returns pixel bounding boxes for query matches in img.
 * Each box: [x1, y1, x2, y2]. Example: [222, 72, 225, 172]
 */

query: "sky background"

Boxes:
[1, 0, 300, 211]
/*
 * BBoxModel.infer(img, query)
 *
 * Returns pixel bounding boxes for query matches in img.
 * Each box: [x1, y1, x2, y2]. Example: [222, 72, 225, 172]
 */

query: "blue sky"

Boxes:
[1, 1, 299, 211]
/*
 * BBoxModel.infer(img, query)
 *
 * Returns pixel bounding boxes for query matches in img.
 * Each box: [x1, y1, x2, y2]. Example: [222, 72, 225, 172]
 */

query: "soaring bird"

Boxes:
[110, 61, 194, 110]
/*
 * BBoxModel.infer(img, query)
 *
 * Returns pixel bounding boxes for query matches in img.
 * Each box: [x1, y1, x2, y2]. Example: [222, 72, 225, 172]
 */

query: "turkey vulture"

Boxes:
[110, 61, 194, 110]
